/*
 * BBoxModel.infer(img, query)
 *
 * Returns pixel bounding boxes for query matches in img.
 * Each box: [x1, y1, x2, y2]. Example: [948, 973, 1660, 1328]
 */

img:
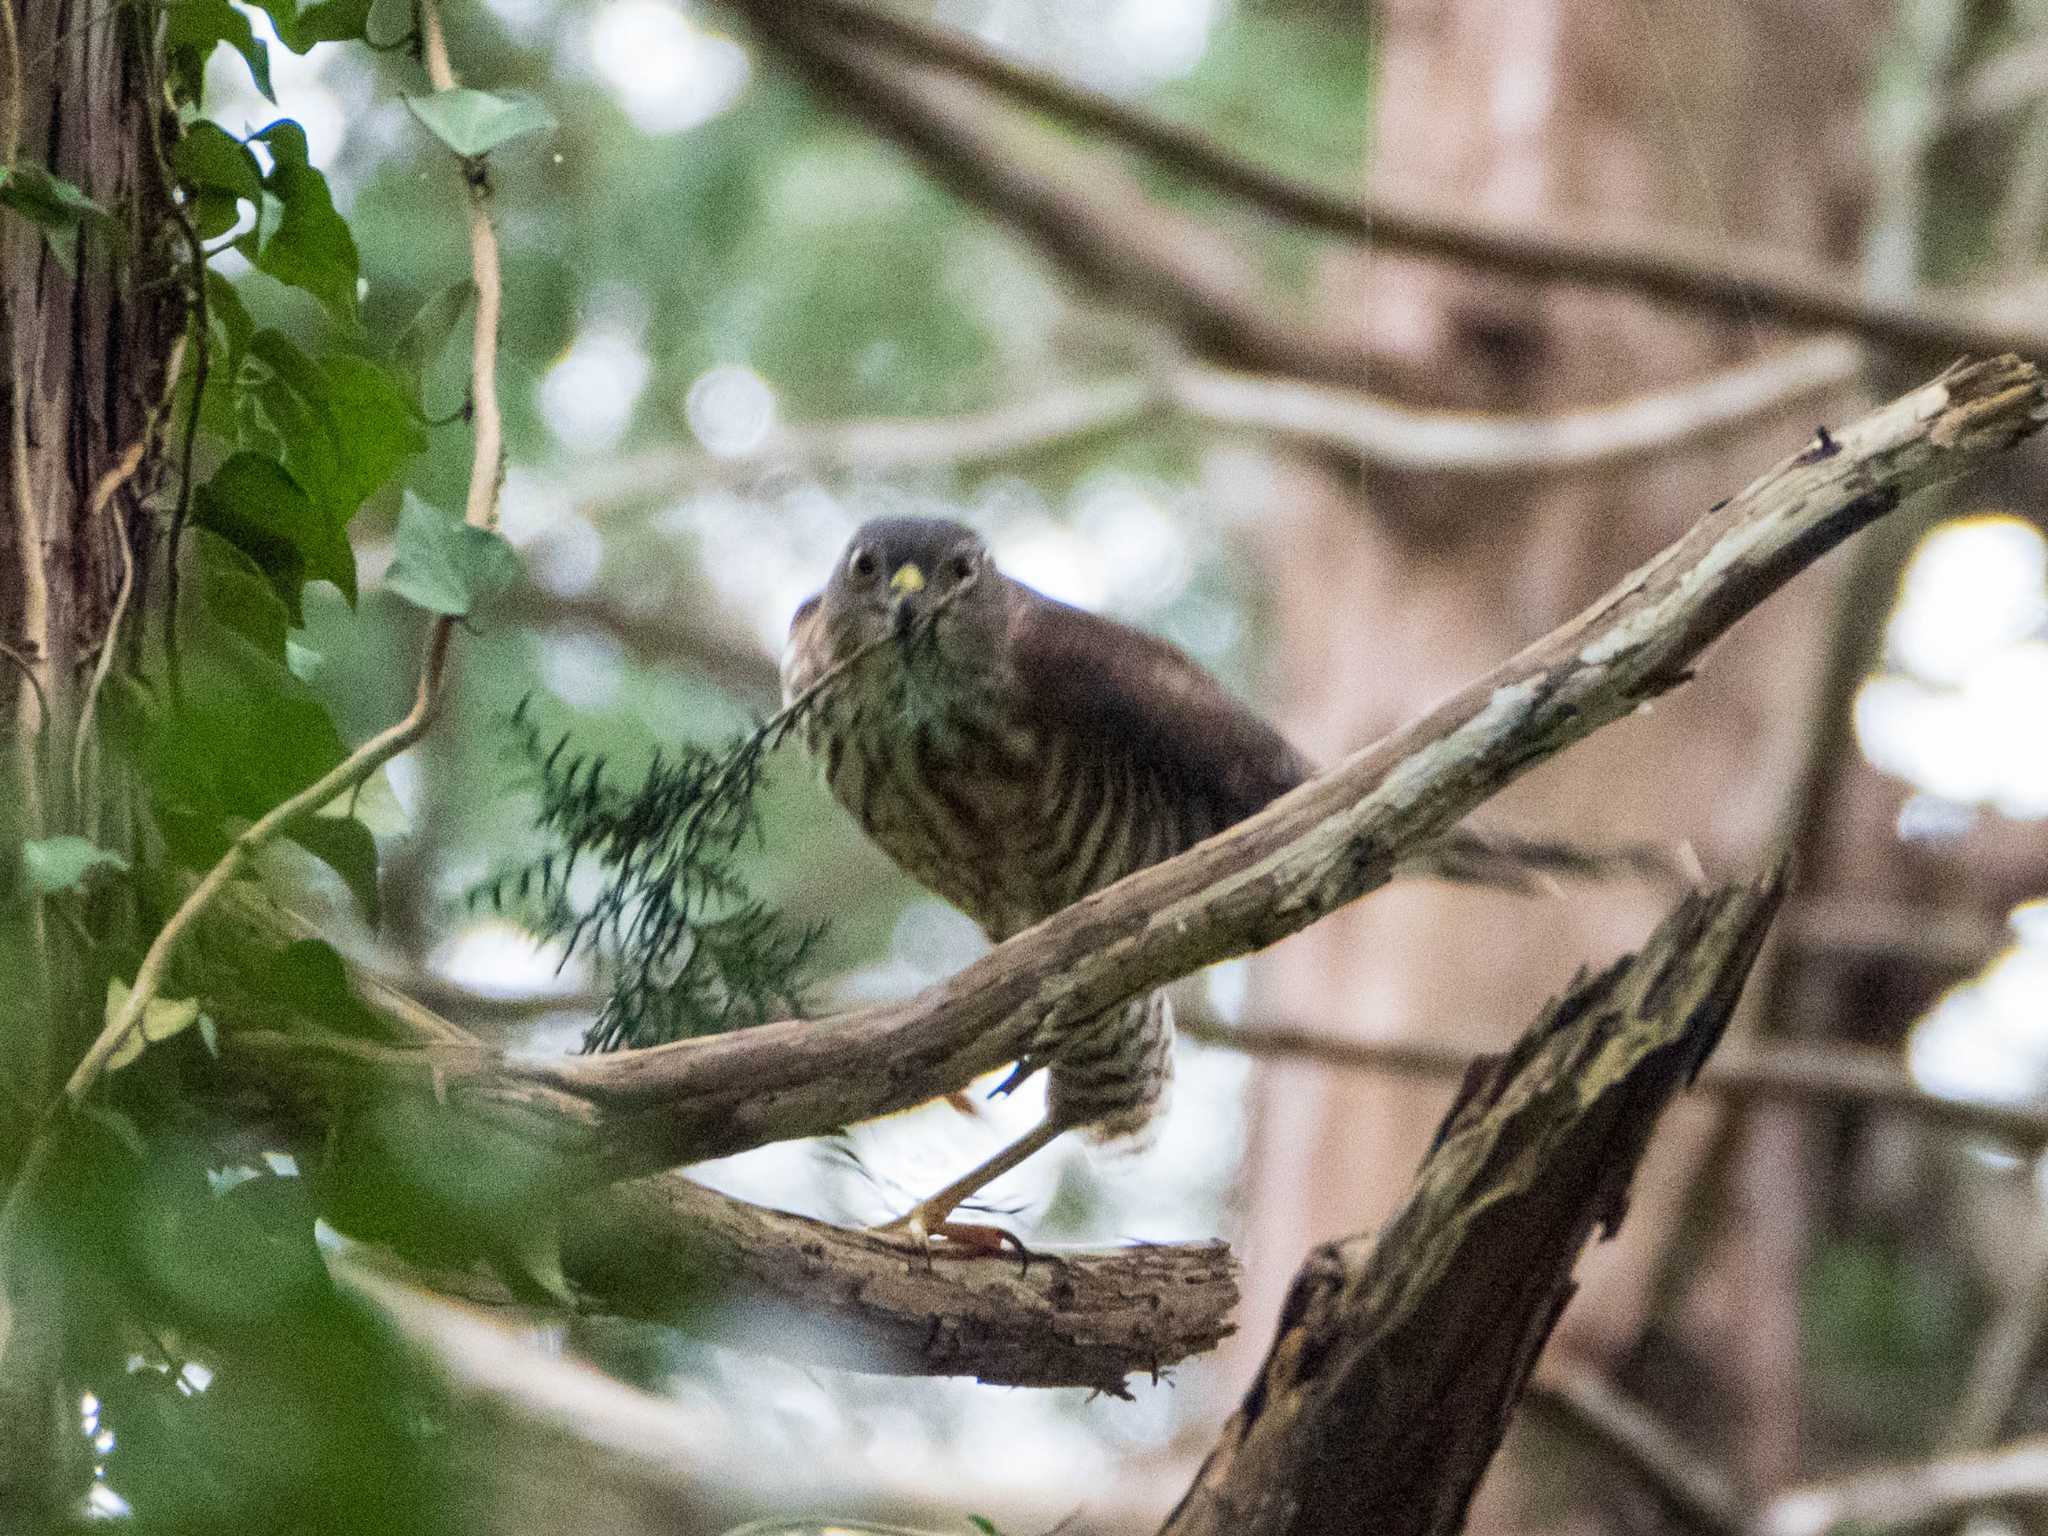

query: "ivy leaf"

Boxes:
[195, 528, 292, 661]
[0, 164, 114, 275]
[241, 330, 424, 528]
[245, 121, 359, 324]
[103, 979, 203, 1073]
[385, 491, 520, 618]
[175, 123, 265, 241]
[22, 836, 129, 896]
[404, 89, 556, 158]
[173, 122, 263, 202]
[205, 269, 254, 365]
[393, 279, 475, 392]
[163, 0, 275, 102]
[194, 452, 354, 619]
[255, 0, 372, 52]
[288, 813, 381, 925]
[317, 354, 427, 511]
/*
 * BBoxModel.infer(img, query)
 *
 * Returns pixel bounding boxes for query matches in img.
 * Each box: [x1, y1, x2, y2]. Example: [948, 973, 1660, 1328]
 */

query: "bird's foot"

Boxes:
[876, 1204, 1027, 1257]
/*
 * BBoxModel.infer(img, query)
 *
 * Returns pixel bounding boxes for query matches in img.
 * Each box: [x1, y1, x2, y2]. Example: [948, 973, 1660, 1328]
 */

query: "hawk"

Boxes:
[784, 515, 1653, 1244]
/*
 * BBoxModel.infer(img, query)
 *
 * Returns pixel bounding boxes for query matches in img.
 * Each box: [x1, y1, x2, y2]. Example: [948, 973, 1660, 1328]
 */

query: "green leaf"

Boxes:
[173, 122, 263, 202]
[270, 939, 383, 1037]
[288, 813, 381, 924]
[255, 0, 372, 52]
[240, 330, 424, 527]
[163, 0, 274, 101]
[175, 123, 265, 240]
[404, 89, 556, 158]
[21, 836, 129, 895]
[205, 269, 254, 364]
[385, 490, 521, 617]
[0, 164, 113, 275]
[393, 279, 475, 390]
[246, 121, 359, 323]
[317, 354, 427, 510]
[194, 452, 354, 617]
[194, 528, 292, 660]
[104, 979, 203, 1072]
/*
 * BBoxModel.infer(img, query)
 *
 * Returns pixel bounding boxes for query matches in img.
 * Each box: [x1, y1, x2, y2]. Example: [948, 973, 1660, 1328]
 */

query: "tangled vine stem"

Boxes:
[60, 0, 506, 1108]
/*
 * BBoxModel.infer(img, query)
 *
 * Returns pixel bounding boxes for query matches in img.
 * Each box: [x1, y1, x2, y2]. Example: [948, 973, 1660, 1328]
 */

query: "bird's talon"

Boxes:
[875, 1209, 1024, 1257]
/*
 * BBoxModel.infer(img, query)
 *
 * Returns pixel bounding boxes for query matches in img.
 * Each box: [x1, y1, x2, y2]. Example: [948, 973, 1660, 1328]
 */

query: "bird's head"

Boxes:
[816, 516, 1006, 687]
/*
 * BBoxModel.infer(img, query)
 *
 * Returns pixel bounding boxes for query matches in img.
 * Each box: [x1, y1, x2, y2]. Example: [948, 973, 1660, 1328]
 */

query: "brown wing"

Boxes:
[1005, 579, 1310, 859]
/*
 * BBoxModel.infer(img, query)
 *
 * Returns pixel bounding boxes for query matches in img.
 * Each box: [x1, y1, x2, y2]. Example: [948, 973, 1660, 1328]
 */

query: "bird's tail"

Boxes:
[1399, 825, 1701, 896]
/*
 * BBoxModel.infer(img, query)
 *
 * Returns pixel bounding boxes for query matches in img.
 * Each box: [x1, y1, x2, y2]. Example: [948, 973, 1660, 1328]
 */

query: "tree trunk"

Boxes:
[1232, 0, 1881, 1517]
[0, 0, 180, 1511]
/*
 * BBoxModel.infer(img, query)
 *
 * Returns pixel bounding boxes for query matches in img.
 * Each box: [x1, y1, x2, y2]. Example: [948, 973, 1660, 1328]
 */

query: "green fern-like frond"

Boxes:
[475, 697, 823, 1052]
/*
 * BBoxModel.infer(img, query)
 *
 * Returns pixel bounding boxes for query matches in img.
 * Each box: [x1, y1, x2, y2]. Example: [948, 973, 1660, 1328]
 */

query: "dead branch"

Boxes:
[559, 1178, 1233, 1396]
[1160, 873, 1782, 1536]
[772, 0, 2048, 364]
[485, 584, 784, 708]
[573, 341, 1860, 521]
[221, 893, 1237, 1394]
[1177, 1018, 2048, 1147]
[233, 358, 2045, 1185]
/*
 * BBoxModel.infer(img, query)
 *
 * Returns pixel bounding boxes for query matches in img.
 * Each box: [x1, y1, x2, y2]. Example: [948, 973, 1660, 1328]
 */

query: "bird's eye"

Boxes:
[949, 554, 976, 580]
[848, 548, 877, 579]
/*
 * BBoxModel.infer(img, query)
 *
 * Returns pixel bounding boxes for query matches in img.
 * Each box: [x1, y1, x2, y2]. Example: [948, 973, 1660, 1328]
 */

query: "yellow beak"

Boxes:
[889, 563, 926, 595]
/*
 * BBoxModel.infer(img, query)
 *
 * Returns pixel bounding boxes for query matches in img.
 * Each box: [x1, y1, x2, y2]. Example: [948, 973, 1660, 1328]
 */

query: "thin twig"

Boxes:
[1758, 1435, 2048, 1536]
[1176, 1018, 2048, 1147]
[61, 0, 507, 1107]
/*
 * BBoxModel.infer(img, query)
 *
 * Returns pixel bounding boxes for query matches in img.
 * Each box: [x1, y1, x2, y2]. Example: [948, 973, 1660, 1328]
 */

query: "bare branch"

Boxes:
[485, 585, 784, 708]
[1160, 873, 1783, 1536]
[1177, 1018, 2048, 1147]
[241, 359, 2048, 1186]
[768, 0, 2048, 363]
[1167, 342, 1862, 475]
[220, 894, 1240, 1394]
[559, 1178, 1234, 1396]
[576, 341, 1860, 520]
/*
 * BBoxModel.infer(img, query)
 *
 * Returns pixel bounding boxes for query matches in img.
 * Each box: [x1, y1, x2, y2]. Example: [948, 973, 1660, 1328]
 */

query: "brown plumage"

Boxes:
[786, 517, 1673, 1243]
[785, 515, 1308, 1241]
